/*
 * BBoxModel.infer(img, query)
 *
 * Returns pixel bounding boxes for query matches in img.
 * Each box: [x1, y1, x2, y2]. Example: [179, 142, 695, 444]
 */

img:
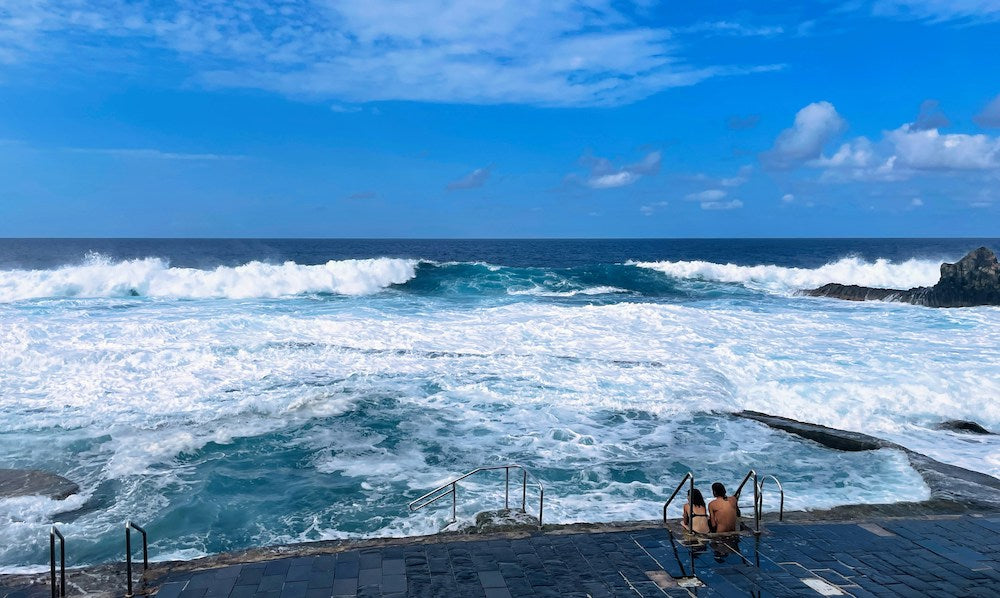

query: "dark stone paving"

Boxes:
[143, 515, 1000, 598]
[3, 515, 999, 597]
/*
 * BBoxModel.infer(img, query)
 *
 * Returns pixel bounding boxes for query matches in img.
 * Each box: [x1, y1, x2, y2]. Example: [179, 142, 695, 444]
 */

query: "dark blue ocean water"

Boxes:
[1, 237, 996, 270]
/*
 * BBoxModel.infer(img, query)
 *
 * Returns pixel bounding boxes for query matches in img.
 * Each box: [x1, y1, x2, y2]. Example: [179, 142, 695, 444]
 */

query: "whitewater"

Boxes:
[1, 239, 998, 571]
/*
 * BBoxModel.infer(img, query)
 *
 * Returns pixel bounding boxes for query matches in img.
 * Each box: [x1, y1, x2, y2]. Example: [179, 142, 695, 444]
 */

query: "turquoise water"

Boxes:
[1, 239, 998, 571]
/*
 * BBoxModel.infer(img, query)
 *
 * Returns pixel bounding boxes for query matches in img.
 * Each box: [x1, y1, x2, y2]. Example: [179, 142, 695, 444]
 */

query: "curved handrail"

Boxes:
[50, 526, 65, 598]
[125, 521, 148, 597]
[733, 469, 761, 532]
[734, 469, 757, 499]
[756, 475, 784, 522]
[408, 464, 544, 528]
[661, 472, 694, 525]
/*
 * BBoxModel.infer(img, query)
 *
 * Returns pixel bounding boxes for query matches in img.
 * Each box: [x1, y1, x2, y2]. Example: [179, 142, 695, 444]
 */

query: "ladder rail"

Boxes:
[125, 521, 148, 597]
[661, 472, 694, 525]
[49, 526, 65, 598]
[756, 475, 784, 522]
[408, 464, 544, 528]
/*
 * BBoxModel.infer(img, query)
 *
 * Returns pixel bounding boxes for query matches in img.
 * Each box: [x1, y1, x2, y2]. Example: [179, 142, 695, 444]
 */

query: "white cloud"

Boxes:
[588, 171, 639, 189]
[887, 125, 1000, 170]
[571, 150, 661, 189]
[640, 201, 669, 216]
[625, 150, 662, 176]
[677, 21, 784, 37]
[720, 165, 753, 186]
[0, 1, 781, 107]
[685, 189, 727, 201]
[781, 193, 795, 203]
[62, 147, 244, 160]
[701, 199, 743, 210]
[446, 166, 492, 191]
[910, 197, 924, 207]
[870, 1, 1000, 24]
[761, 101, 846, 168]
[770, 101, 1000, 181]
[974, 94, 1000, 128]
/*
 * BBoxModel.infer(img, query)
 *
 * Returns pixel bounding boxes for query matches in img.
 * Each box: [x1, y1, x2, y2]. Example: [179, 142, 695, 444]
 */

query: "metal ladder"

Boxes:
[663, 469, 784, 533]
[408, 464, 544, 528]
[47, 521, 149, 597]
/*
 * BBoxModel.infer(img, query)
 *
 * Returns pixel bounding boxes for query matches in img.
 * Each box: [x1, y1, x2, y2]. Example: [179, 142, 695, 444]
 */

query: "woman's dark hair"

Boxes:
[689, 488, 706, 508]
[712, 482, 727, 498]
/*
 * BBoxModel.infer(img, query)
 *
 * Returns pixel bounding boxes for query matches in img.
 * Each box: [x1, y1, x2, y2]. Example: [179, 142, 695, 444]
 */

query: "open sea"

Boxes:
[1, 238, 999, 572]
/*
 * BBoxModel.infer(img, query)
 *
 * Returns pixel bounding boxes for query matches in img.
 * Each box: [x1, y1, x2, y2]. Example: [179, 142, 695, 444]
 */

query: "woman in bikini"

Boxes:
[681, 488, 711, 534]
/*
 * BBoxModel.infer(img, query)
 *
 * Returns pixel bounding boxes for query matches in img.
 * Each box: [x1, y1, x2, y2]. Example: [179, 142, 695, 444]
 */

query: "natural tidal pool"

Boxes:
[2, 239, 997, 571]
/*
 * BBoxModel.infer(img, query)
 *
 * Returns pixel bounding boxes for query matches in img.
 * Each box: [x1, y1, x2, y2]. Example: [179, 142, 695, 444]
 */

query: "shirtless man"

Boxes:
[708, 482, 740, 533]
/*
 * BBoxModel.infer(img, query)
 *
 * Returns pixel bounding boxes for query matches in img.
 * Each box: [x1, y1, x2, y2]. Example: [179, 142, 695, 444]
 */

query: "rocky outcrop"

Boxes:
[735, 411, 1000, 511]
[935, 420, 993, 435]
[0, 469, 80, 500]
[803, 247, 1000, 307]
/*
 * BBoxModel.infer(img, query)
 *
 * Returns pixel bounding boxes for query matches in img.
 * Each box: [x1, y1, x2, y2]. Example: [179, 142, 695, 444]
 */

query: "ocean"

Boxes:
[1, 238, 998, 571]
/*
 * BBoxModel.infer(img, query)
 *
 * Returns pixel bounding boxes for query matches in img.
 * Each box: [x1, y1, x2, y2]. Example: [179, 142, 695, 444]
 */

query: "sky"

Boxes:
[1, 0, 999, 238]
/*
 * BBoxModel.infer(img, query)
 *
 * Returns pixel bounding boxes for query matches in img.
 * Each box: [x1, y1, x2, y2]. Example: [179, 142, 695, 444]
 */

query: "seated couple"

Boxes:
[681, 482, 741, 534]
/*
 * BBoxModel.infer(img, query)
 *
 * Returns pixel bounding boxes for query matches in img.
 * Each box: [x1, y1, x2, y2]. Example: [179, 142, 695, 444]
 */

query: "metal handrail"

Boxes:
[734, 469, 756, 499]
[756, 475, 784, 522]
[408, 464, 544, 528]
[661, 472, 694, 525]
[49, 526, 65, 598]
[125, 521, 148, 597]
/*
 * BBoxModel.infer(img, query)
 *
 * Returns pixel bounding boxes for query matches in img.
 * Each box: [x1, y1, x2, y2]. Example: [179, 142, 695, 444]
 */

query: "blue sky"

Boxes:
[1, 1, 999, 237]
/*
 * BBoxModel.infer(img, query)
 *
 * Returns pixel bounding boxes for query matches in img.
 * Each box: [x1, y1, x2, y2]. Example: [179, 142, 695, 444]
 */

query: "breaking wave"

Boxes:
[0, 254, 419, 301]
[631, 256, 943, 294]
[0, 253, 951, 302]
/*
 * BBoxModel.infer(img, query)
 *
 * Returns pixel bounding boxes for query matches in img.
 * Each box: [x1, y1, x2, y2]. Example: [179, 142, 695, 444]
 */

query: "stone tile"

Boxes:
[330, 576, 357, 596]
[381, 575, 406, 594]
[258, 575, 285, 592]
[279, 581, 308, 598]
[382, 559, 405, 576]
[478, 571, 505, 589]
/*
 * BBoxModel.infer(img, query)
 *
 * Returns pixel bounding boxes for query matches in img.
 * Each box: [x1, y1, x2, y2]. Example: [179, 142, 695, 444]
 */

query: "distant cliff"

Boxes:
[803, 247, 1000, 307]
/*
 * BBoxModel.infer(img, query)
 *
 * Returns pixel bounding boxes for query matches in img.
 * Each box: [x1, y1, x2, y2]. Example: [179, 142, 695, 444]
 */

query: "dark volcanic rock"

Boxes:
[935, 419, 993, 435]
[0, 469, 80, 499]
[803, 247, 1000, 307]
[805, 284, 906, 303]
[735, 411, 1000, 510]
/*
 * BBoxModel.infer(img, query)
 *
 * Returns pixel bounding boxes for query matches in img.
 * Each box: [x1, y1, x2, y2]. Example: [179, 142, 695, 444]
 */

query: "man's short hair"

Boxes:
[712, 482, 726, 498]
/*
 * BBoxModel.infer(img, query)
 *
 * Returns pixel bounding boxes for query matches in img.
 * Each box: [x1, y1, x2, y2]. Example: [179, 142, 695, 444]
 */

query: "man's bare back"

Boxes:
[708, 496, 739, 533]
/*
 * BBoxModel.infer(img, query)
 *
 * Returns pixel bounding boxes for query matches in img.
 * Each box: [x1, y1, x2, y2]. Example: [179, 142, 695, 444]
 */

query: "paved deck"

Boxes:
[143, 515, 999, 598]
[3, 515, 999, 597]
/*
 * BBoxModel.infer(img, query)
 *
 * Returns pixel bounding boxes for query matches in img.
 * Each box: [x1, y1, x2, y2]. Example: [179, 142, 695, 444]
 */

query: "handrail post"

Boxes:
[538, 487, 544, 528]
[505, 467, 509, 510]
[125, 521, 149, 597]
[50, 530, 56, 598]
[126, 524, 132, 598]
[451, 482, 457, 522]
[688, 474, 694, 532]
[753, 472, 760, 533]
[522, 470, 527, 512]
[50, 526, 65, 598]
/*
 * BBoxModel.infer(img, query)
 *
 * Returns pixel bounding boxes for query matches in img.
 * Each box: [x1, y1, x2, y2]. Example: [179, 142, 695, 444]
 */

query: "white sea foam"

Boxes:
[2, 286, 998, 571]
[631, 256, 944, 294]
[0, 254, 418, 301]
[507, 285, 629, 297]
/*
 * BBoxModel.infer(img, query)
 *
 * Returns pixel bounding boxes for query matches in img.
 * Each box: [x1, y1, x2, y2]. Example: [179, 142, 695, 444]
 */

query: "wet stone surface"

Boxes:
[2, 515, 999, 597]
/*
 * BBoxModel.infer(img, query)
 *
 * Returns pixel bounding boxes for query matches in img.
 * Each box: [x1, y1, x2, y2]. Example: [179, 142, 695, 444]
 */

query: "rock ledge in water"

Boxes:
[0, 469, 80, 500]
[935, 420, 994, 435]
[803, 247, 1000, 307]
